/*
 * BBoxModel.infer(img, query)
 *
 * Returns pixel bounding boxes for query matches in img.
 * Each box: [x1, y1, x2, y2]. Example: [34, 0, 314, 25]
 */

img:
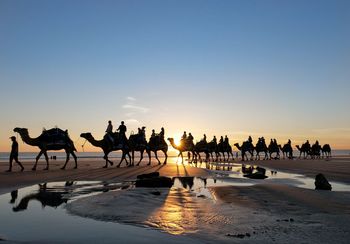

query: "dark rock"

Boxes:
[197, 194, 206, 198]
[244, 171, 268, 179]
[290, 218, 294, 222]
[150, 191, 161, 196]
[315, 173, 332, 190]
[136, 176, 173, 188]
[137, 172, 160, 180]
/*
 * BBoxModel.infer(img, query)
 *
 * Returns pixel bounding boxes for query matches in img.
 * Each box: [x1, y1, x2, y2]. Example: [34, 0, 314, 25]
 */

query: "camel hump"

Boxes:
[42, 128, 67, 137]
[40, 128, 72, 146]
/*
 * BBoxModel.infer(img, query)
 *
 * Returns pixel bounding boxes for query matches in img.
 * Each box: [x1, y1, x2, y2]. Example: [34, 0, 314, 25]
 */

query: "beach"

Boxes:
[0, 156, 350, 243]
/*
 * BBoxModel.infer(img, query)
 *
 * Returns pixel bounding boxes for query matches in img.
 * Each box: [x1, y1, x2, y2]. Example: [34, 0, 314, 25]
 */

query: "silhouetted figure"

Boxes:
[105, 120, 114, 148]
[10, 190, 18, 204]
[141, 126, 146, 144]
[212, 136, 217, 145]
[224, 135, 229, 145]
[248, 136, 253, 143]
[219, 136, 224, 144]
[181, 131, 187, 146]
[187, 133, 194, 144]
[151, 129, 156, 138]
[117, 121, 127, 144]
[159, 127, 165, 139]
[7, 136, 24, 172]
[201, 134, 207, 143]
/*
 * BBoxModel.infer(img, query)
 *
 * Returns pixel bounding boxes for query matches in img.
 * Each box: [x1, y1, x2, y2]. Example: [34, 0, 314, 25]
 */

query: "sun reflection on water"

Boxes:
[145, 187, 199, 235]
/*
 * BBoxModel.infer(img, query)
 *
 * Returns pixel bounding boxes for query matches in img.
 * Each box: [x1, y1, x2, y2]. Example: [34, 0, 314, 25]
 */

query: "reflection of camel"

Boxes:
[168, 138, 195, 163]
[176, 177, 194, 190]
[279, 144, 293, 159]
[80, 132, 131, 168]
[14, 127, 77, 170]
[12, 183, 68, 212]
[234, 142, 254, 161]
[148, 135, 168, 165]
[321, 144, 332, 158]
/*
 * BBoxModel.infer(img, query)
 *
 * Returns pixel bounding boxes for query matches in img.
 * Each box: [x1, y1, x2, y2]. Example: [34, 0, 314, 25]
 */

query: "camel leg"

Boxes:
[33, 150, 44, 170]
[180, 152, 184, 163]
[136, 150, 143, 166]
[154, 151, 161, 165]
[163, 150, 168, 165]
[43, 152, 49, 170]
[147, 150, 151, 166]
[61, 150, 70, 170]
[131, 151, 135, 166]
[71, 151, 78, 168]
[117, 153, 126, 168]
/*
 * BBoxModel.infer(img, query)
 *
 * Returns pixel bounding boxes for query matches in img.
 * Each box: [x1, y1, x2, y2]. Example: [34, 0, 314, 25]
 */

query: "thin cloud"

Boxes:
[122, 104, 149, 113]
[127, 96, 136, 101]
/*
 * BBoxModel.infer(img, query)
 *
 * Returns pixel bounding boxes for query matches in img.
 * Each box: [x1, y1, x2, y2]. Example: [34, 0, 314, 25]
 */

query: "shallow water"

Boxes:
[197, 162, 350, 192]
[0, 181, 201, 243]
[0, 163, 349, 242]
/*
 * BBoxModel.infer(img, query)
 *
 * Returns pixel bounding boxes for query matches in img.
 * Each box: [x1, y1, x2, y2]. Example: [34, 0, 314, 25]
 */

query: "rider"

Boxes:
[159, 127, 165, 139]
[212, 136, 217, 145]
[181, 131, 187, 146]
[224, 135, 229, 145]
[219, 136, 224, 144]
[187, 133, 194, 146]
[141, 126, 146, 144]
[117, 121, 127, 145]
[201, 134, 207, 143]
[105, 120, 114, 148]
[248, 136, 253, 144]
[151, 129, 156, 138]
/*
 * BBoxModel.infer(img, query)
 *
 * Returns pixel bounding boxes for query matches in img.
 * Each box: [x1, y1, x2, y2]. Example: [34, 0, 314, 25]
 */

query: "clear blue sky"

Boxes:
[1, 0, 349, 151]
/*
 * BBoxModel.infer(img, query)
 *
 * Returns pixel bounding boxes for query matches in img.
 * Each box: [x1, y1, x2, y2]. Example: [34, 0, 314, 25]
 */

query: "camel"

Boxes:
[217, 141, 234, 161]
[206, 141, 220, 162]
[147, 135, 168, 165]
[310, 142, 322, 159]
[255, 139, 268, 160]
[268, 141, 280, 160]
[168, 138, 195, 163]
[296, 143, 311, 159]
[234, 142, 254, 161]
[321, 144, 332, 158]
[13, 127, 77, 170]
[193, 141, 210, 163]
[80, 132, 131, 168]
[128, 134, 150, 166]
[278, 143, 293, 159]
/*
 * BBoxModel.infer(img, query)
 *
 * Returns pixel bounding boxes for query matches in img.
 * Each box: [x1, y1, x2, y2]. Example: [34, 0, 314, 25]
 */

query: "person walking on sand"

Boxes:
[7, 136, 24, 172]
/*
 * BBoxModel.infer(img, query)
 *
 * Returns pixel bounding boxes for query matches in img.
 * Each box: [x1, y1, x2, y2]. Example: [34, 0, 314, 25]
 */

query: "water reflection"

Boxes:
[8, 181, 131, 213]
[12, 183, 68, 212]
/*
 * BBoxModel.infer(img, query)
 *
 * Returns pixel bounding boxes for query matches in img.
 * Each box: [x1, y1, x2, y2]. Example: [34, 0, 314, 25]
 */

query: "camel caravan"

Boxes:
[11, 121, 332, 171]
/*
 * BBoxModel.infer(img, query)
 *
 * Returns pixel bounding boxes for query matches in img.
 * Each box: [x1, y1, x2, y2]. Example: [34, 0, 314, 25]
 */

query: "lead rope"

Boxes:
[81, 139, 87, 152]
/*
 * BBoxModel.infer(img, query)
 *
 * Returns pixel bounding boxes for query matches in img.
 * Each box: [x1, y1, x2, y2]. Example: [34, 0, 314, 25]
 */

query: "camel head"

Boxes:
[13, 127, 28, 135]
[167, 138, 174, 143]
[80, 133, 93, 140]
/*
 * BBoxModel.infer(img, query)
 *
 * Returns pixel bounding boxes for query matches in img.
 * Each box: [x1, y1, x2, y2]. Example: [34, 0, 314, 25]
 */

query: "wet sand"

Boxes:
[1, 156, 350, 243]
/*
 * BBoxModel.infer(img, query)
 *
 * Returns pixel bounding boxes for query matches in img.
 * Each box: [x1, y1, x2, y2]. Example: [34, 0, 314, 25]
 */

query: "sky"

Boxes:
[0, 0, 349, 152]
